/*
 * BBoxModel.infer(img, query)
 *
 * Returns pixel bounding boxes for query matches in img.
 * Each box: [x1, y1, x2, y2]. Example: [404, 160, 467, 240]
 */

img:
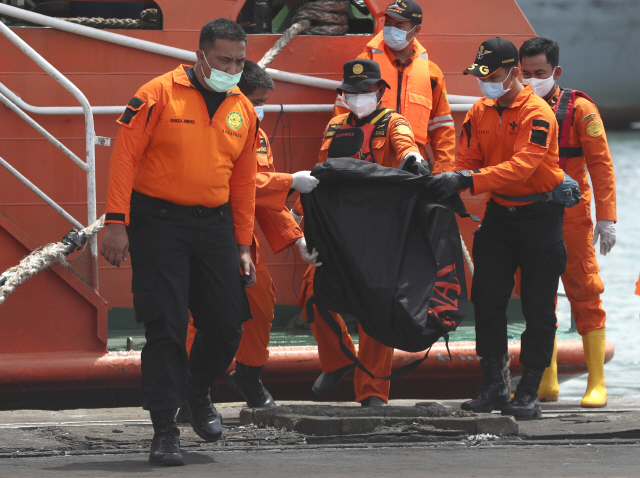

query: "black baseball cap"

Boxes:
[337, 59, 391, 94]
[384, 0, 422, 25]
[464, 37, 518, 79]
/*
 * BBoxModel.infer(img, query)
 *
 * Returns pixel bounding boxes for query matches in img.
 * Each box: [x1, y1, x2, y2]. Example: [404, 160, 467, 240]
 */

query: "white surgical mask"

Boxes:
[201, 55, 242, 93]
[477, 67, 514, 100]
[383, 25, 416, 51]
[522, 68, 556, 98]
[345, 91, 380, 118]
[254, 105, 264, 121]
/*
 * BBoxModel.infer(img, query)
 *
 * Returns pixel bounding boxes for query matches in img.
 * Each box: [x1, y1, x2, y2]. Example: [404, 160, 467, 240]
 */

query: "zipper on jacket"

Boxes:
[397, 69, 403, 112]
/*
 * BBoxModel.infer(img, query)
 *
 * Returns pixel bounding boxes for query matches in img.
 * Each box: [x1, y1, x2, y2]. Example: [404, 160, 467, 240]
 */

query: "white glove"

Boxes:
[296, 237, 322, 267]
[291, 171, 319, 193]
[404, 151, 424, 163]
[290, 208, 303, 226]
[592, 220, 616, 256]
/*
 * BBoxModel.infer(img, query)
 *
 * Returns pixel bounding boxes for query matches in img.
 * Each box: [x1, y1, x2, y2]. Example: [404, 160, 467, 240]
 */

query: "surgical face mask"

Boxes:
[254, 105, 264, 121]
[345, 91, 380, 118]
[477, 68, 514, 100]
[383, 25, 416, 51]
[201, 55, 242, 93]
[522, 68, 556, 97]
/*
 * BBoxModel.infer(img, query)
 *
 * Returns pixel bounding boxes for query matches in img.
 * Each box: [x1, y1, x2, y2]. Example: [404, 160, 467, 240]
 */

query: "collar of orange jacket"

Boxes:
[172, 64, 242, 96]
[366, 31, 427, 62]
[481, 84, 535, 110]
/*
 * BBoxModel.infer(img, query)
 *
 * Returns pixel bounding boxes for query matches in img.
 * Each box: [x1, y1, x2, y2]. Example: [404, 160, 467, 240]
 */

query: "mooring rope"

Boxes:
[54, 8, 161, 30]
[292, 0, 350, 35]
[0, 215, 104, 305]
[258, 20, 311, 69]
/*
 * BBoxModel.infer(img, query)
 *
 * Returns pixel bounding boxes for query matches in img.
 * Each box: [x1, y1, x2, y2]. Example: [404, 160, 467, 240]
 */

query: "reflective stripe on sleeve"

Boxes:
[428, 121, 455, 131]
[428, 115, 454, 124]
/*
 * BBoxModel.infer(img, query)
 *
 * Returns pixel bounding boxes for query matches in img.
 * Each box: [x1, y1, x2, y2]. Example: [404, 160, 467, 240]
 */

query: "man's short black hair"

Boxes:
[519, 36, 560, 68]
[238, 61, 274, 96]
[199, 18, 247, 50]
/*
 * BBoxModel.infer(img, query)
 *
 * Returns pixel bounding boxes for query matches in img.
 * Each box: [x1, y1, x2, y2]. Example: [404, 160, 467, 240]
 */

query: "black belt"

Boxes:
[488, 198, 559, 214]
[132, 190, 228, 218]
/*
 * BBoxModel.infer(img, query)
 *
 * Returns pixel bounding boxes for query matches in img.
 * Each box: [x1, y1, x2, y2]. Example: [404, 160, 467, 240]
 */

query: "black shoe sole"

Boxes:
[461, 398, 509, 413]
[149, 455, 184, 466]
[189, 417, 222, 442]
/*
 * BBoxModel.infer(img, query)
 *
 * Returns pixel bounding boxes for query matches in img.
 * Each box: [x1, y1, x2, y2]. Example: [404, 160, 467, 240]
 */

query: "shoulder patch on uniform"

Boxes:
[256, 137, 268, 154]
[530, 129, 548, 147]
[587, 121, 603, 137]
[583, 113, 597, 123]
[325, 124, 342, 138]
[127, 97, 144, 110]
[397, 124, 413, 135]
[532, 119, 550, 129]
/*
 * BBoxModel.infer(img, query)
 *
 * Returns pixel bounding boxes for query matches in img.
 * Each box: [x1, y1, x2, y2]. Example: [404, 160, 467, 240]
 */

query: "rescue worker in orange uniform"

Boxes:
[294, 59, 421, 407]
[427, 38, 567, 420]
[183, 61, 320, 409]
[332, 0, 455, 174]
[519, 37, 616, 408]
[100, 19, 259, 465]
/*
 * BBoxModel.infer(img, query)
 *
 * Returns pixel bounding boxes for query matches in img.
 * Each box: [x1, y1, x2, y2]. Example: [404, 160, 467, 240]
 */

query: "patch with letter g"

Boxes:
[226, 111, 243, 131]
[587, 121, 603, 137]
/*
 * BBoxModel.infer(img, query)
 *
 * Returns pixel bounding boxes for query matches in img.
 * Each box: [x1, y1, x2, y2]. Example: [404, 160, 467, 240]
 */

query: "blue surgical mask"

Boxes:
[201, 55, 242, 93]
[477, 68, 514, 100]
[383, 25, 416, 51]
[254, 105, 264, 121]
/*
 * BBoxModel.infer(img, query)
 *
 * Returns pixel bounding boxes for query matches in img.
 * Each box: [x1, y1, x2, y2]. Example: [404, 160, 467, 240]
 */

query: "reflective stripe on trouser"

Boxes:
[561, 212, 606, 335]
[471, 200, 566, 370]
[299, 269, 394, 403]
[186, 247, 276, 367]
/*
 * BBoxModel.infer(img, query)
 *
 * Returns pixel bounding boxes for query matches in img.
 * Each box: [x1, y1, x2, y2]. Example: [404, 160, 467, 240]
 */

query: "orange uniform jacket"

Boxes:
[333, 32, 455, 173]
[293, 109, 419, 215]
[548, 86, 616, 222]
[455, 86, 564, 206]
[254, 128, 303, 258]
[105, 64, 258, 245]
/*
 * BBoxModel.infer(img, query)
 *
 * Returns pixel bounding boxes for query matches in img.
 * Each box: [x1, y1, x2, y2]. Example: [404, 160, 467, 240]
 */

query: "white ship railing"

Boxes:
[0, 4, 477, 114]
[0, 20, 100, 289]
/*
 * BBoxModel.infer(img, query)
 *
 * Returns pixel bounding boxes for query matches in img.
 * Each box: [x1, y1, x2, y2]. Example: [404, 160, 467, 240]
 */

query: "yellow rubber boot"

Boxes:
[538, 336, 559, 402]
[581, 329, 607, 407]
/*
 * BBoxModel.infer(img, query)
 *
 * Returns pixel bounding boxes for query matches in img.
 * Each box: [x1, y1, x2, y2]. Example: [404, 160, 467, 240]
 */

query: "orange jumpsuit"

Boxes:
[547, 86, 616, 335]
[186, 128, 304, 364]
[295, 109, 420, 403]
[333, 32, 455, 174]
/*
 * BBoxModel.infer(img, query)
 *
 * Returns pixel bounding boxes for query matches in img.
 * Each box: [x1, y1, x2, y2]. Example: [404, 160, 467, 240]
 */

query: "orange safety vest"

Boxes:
[366, 33, 432, 146]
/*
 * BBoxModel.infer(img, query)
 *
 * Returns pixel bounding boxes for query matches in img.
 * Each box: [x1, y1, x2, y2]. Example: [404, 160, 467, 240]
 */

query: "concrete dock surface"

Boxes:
[1, 396, 640, 477]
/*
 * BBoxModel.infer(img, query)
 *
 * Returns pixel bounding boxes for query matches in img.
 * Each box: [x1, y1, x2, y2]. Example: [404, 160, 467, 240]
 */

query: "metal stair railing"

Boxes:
[0, 20, 101, 289]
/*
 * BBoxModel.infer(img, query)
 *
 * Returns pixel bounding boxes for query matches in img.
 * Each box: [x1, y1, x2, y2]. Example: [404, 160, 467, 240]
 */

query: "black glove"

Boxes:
[426, 170, 474, 202]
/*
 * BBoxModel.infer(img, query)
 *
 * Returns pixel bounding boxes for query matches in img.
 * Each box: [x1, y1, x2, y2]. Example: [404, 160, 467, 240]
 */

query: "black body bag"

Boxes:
[301, 157, 477, 380]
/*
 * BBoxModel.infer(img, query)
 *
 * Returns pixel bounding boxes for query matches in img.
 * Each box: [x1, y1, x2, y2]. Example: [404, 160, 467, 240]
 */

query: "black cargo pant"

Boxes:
[471, 199, 567, 370]
[127, 192, 252, 411]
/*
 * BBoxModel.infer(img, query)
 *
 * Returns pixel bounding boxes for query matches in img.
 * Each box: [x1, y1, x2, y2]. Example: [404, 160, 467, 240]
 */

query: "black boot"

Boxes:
[501, 366, 544, 420]
[312, 363, 357, 396]
[186, 375, 223, 442]
[228, 362, 276, 408]
[461, 357, 510, 413]
[149, 409, 184, 466]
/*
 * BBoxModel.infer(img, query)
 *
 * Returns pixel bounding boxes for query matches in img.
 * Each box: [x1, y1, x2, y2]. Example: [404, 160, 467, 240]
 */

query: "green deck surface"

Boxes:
[106, 300, 581, 352]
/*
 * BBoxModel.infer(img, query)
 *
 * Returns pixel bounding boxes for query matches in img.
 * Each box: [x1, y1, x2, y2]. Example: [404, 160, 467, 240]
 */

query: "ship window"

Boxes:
[237, 0, 373, 35]
[11, 1, 164, 30]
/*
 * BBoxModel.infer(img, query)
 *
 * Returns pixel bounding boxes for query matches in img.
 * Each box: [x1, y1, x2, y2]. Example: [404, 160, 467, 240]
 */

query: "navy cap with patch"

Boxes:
[464, 37, 519, 78]
[385, 0, 422, 25]
[337, 59, 391, 94]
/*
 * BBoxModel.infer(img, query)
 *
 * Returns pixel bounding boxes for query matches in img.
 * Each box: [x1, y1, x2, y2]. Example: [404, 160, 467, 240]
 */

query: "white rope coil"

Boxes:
[0, 215, 105, 305]
[258, 20, 311, 69]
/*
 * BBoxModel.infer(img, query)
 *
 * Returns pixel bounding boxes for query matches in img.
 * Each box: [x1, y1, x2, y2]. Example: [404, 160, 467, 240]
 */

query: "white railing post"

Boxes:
[0, 20, 99, 289]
